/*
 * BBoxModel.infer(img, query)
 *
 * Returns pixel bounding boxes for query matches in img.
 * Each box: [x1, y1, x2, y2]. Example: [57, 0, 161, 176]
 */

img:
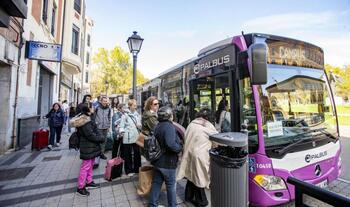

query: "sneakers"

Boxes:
[100, 154, 107, 160]
[56, 142, 61, 146]
[47, 145, 53, 150]
[76, 187, 90, 197]
[127, 173, 135, 177]
[86, 181, 100, 189]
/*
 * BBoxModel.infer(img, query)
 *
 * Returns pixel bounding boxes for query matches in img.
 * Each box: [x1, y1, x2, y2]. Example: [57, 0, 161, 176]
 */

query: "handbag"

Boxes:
[137, 165, 166, 196]
[127, 114, 145, 148]
[136, 133, 145, 148]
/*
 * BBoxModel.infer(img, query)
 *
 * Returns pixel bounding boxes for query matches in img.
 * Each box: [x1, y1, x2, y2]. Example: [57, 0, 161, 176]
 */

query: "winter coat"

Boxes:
[152, 121, 182, 169]
[119, 110, 141, 144]
[70, 114, 104, 160]
[176, 118, 218, 188]
[46, 109, 65, 127]
[94, 105, 111, 129]
[141, 110, 158, 136]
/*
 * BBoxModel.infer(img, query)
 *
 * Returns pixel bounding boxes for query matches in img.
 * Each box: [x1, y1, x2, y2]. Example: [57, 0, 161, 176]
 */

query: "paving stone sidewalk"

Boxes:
[0, 132, 349, 207]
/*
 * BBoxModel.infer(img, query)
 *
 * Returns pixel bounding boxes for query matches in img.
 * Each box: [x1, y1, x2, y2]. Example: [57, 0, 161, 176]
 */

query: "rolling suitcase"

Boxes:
[104, 144, 124, 181]
[32, 129, 49, 150]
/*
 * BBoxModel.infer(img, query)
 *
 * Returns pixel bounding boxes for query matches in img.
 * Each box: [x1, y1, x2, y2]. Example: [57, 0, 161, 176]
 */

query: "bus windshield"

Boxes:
[258, 65, 337, 148]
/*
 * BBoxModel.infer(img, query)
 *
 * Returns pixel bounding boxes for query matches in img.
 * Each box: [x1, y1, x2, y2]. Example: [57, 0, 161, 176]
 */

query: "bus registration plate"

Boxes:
[316, 180, 328, 188]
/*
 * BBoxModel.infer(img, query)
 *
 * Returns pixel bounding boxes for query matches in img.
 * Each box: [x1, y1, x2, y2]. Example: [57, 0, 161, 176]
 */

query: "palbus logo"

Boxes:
[305, 151, 327, 163]
[194, 55, 230, 74]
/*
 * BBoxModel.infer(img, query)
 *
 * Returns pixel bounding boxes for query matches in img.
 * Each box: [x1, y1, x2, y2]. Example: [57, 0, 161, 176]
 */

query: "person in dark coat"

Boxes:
[149, 106, 183, 207]
[45, 103, 65, 149]
[68, 103, 76, 133]
[76, 94, 92, 115]
[70, 105, 104, 197]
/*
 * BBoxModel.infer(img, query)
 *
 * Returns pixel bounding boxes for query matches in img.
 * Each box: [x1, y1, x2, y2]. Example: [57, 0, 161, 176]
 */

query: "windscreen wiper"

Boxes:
[275, 136, 312, 155]
[276, 127, 326, 155]
[291, 127, 327, 138]
[317, 128, 337, 139]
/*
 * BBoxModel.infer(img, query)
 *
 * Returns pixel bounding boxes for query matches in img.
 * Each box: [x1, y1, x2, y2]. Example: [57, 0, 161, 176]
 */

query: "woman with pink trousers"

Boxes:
[70, 105, 104, 196]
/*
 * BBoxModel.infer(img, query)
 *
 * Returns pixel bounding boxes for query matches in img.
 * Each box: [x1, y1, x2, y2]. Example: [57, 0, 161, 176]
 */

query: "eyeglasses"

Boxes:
[152, 102, 159, 106]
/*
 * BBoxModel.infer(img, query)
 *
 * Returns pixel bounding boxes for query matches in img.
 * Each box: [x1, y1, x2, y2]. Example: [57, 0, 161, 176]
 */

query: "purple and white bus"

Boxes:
[138, 33, 341, 206]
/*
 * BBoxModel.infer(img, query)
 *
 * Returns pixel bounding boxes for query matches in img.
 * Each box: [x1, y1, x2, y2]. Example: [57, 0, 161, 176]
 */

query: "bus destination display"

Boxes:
[267, 39, 324, 69]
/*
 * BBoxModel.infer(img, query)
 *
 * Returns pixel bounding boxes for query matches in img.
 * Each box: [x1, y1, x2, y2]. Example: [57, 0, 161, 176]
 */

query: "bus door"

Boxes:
[189, 72, 235, 132]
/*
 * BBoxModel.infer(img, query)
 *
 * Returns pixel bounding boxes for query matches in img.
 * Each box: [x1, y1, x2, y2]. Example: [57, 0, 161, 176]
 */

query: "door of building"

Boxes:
[37, 67, 53, 116]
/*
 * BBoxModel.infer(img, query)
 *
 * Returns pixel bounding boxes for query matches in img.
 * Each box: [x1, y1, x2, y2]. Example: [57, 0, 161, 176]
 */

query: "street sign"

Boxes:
[25, 41, 62, 62]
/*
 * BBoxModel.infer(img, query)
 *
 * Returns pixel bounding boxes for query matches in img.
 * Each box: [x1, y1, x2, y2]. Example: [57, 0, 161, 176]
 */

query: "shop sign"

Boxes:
[25, 41, 62, 62]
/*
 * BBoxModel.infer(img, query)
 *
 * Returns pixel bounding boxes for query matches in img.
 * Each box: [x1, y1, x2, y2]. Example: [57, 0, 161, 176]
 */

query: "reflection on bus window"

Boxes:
[259, 65, 337, 148]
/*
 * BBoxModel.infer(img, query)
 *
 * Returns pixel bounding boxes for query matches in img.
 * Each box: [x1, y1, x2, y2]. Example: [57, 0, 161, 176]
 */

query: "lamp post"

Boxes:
[105, 80, 109, 96]
[127, 31, 144, 100]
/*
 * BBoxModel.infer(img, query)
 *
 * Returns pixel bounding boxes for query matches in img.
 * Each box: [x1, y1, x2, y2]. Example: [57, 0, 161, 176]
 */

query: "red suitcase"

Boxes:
[32, 129, 49, 150]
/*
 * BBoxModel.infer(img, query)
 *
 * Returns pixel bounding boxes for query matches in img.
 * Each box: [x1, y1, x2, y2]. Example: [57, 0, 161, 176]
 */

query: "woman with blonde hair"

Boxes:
[119, 99, 141, 176]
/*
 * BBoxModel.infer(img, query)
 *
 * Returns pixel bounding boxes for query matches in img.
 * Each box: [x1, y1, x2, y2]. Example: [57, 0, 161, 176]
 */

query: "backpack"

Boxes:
[143, 132, 163, 162]
[69, 131, 80, 150]
[221, 112, 231, 132]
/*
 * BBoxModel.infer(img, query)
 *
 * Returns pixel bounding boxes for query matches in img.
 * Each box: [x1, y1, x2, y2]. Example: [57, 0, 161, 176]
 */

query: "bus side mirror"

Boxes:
[248, 43, 268, 85]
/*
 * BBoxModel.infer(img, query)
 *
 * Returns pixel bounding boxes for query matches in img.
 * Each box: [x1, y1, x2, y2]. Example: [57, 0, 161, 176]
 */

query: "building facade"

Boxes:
[60, 0, 88, 107]
[0, 1, 28, 154]
[82, 16, 93, 95]
[0, 0, 92, 154]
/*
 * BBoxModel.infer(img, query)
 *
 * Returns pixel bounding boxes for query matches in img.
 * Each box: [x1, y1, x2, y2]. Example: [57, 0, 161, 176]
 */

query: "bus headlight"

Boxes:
[254, 175, 287, 191]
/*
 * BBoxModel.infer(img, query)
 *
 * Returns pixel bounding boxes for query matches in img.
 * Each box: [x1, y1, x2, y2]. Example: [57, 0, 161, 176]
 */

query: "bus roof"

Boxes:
[146, 33, 324, 87]
[198, 36, 234, 57]
[158, 57, 198, 77]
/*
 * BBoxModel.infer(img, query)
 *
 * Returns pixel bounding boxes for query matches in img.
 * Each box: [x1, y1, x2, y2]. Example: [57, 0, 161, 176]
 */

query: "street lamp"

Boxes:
[127, 31, 144, 100]
[105, 80, 109, 96]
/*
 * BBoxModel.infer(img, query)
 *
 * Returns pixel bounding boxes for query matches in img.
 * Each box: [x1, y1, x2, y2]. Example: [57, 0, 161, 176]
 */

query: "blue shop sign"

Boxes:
[25, 41, 62, 62]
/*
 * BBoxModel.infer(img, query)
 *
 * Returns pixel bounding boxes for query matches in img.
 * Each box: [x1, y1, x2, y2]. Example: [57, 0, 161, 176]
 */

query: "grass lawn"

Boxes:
[336, 105, 350, 115]
[336, 115, 350, 125]
[335, 105, 350, 125]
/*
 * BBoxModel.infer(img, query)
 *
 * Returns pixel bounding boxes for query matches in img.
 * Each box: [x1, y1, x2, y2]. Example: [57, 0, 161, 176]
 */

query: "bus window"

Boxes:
[190, 72, 232, 131]
[214, 74, 231, 132]
[190, 77, 215, 122]
[239, 77, 259, 153]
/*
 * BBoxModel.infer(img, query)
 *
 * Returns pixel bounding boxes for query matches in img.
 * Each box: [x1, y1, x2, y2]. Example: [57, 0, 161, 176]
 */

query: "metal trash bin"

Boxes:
[209, 132, 248, 207]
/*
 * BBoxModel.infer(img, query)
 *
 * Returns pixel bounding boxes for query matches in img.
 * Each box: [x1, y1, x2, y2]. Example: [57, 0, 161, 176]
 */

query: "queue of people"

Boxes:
[49, 93, 223, 207]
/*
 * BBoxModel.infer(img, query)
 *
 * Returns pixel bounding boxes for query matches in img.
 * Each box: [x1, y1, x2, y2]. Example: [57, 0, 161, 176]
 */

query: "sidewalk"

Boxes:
[0, 132, 349, 207]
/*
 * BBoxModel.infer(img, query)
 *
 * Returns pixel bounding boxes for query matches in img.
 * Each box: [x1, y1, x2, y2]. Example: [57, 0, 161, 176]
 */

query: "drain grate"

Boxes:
[42, 156, 61, 161]
[0, 167, 35, 181]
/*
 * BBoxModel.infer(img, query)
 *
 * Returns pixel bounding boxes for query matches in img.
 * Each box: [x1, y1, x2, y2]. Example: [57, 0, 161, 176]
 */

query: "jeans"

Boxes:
[98, 129, 108, 152]
[77, 158, 94, 189]
[49, 126, 63, 146]
[149, 167, 177, 207]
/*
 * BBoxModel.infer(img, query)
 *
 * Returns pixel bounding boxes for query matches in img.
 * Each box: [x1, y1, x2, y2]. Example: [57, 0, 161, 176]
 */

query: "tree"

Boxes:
[325, 64, 350, 100]
[90, 46, 148, 98]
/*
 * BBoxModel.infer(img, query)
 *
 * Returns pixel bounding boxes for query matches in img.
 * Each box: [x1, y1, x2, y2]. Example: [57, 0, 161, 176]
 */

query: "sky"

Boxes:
[86, 0, 350, 79]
